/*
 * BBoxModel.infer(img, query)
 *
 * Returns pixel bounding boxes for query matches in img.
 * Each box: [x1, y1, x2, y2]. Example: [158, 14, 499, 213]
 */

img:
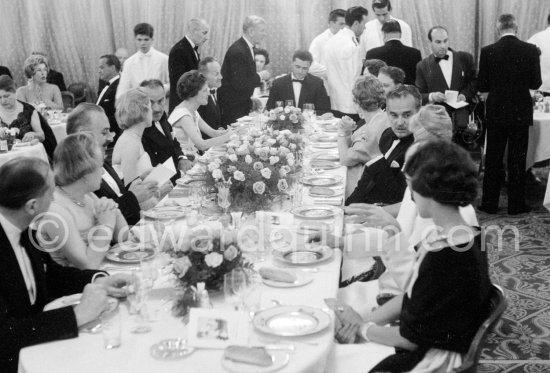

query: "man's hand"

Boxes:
[128, 179, 158, 203]
[431, 92, 446, 103]
[344, 203, 401, 232]
[178, 159, 193, 173]
[95, 274, 133, 298]
[457, 94, 466, 102]
[73, 284, 108, 327]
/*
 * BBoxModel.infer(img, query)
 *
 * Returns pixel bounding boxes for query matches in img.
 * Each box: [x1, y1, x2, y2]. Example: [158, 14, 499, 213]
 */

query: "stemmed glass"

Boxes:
[224, 269, 248, 311]
[303, 103, 315, 123]
[217, 183, 231, 216]
[287, 171, 303, 209]
[285, 99, 294, 108]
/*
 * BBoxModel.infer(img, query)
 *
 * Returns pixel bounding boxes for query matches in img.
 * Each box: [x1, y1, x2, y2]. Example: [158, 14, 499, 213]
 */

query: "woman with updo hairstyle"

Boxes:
[333, 141, 491, 373]
[168, 70, 242, 153]
[44, 133, 128, 269]
[112, 88, 154, 185]
[408, 104, 452, 142]
[338, 75, 389, 197]
[16, 55, 63, 110]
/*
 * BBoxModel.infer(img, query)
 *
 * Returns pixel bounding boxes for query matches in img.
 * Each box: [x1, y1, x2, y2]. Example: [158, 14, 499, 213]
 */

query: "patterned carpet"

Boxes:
[477, 165, 550, 372]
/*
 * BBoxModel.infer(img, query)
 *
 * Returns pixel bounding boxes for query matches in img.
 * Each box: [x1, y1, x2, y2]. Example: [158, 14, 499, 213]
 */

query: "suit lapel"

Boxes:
[450, 52, 462, 90]
[429, 55, 449, 90]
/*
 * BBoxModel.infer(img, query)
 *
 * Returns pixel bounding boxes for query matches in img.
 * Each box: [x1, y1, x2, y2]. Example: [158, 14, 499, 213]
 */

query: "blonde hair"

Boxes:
[53, 133, 102, 186]
[409, 104, 452, 141]
[115, 88, 150, 130]
[23, 55, 49, 79]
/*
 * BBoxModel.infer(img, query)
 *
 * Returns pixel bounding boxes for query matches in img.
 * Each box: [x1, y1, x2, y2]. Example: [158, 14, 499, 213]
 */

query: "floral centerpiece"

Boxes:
[169, 226, 251, 317]
[205, 127, 304, 213]
[0, 127, 19, 151]
[266, 106, 304, 133]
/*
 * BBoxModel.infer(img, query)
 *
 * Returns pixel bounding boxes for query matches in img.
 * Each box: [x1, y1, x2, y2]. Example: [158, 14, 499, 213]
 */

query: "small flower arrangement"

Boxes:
[266, 106, 304, 133]
[0, 127, 20, 150]
[169, 226, 251, 317]
[206, 128, 303, 212]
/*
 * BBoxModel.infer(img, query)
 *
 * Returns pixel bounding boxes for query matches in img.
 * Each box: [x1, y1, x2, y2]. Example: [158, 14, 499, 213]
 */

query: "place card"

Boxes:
[187, 308, 249, 349]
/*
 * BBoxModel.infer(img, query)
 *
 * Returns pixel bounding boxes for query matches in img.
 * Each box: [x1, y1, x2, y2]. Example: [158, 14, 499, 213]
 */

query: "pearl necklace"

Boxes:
[58, 186, 86, 207]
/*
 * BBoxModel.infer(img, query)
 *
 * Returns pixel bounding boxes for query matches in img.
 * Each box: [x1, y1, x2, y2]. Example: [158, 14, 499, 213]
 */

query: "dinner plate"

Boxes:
[310, 133, 337, 143]
[291, 205, 341, 219]
[150, 339, 195, 360]
[222, 350, 289, 373]
[309, 159, 340, 170]
[44, 293, 119, 312]
[272, 244, 333, 266]
[253, 305, 331, 337]
[106, 242, 156, 263]
[301, 174, 342, 187]
[143, 206, 188, 220]
[262, 271, 313, 288]
[308, 186, 343, 197]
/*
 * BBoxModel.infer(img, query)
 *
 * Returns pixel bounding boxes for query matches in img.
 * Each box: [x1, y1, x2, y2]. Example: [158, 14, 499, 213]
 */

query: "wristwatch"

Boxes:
[360, 321, 376, 342]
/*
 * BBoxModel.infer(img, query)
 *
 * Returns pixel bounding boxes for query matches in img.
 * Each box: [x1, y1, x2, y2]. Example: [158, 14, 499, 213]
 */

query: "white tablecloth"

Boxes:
[0, 143, 49, 167]
[19, 126, 352, 373]
[527, 112, 550, 170]
[49, 121, 67, 143]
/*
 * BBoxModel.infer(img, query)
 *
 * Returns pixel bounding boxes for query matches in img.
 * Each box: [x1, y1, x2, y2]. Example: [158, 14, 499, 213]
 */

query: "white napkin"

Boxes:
[144, 163, 176, 186]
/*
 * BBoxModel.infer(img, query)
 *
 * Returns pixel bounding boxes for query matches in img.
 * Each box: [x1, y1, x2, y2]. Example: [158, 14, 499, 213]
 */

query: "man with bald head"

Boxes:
[169, 18, 210, 112]
[218, 15, 271, 125]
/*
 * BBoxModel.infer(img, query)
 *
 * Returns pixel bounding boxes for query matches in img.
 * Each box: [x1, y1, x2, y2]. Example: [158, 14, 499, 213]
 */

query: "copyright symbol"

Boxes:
[30, 212, 69, 253]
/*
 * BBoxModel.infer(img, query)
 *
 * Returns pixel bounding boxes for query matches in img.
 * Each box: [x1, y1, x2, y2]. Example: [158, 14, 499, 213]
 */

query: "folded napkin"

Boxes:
[259, 267, 297, 283]
[224, 346, 273, 367]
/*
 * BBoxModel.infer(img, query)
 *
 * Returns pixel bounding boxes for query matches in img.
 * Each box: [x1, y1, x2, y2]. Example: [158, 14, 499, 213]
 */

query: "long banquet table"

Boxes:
[0, 143, 49, 167]
[19, 119, 349, 373]
[526, 111, 550, 170]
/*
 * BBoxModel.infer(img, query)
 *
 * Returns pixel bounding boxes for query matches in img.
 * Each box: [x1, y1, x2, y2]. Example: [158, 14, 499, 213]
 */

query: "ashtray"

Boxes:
[150, 338, 195, 360]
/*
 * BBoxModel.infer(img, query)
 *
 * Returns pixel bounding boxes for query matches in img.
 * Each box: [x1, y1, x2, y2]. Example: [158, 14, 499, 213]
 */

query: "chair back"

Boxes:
[452, 284, 507, 373]
[67, 83, 88, 105]
[61, 91, 75, 112]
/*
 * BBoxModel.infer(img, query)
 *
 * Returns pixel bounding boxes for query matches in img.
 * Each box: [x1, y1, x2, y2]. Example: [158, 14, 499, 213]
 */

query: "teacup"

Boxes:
[445, 90, 459, 103]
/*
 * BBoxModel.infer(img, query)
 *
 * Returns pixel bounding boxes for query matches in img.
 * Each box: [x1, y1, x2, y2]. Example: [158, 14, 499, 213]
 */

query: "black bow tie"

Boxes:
[292, 79, 303, 84]
[210, 89, 216, 95]
[435, 54, 449, 63]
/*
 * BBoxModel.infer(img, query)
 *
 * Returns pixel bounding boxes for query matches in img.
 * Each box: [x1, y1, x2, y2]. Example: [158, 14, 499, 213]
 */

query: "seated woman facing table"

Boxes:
[0, 75, 45, 143]
[169, 70, 245, 153]
[331, 140, 491, 373]
[43, 133, 128, 269]
[15, 54, 63, 111]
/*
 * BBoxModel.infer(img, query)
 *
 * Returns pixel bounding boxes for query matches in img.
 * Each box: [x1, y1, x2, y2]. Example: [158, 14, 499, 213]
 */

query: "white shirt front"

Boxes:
[96, 75, 120, 104]
[308, 28, 336, 80]
[116, 47, 169, 100]
[360, 16, 413, 56]
[0, 213, 37, 304]
[528, 27, 550, 93]
[324, 28, 362, 113]
[438, 50, 453, 89]
[291, 74, 303, 105]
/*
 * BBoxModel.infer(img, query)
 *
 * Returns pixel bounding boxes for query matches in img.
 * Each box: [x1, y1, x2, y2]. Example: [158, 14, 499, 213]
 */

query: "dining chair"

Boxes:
[452, 284, 507, 373]
[61, 91, 75, 112]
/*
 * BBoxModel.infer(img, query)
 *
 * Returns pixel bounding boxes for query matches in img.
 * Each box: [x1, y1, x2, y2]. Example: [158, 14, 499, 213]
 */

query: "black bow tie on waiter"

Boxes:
[435, 54, 449, 63]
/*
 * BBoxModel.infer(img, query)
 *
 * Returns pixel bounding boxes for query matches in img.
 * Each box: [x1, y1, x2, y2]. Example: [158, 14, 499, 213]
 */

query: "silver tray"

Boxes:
[106, 242, 156, 264]
[272, 244, 333, 266]
[253, 305, 331, 337]
[291, 205, 340, 219]
[301, 175, 342, 187]
[150, 338, 195, 360]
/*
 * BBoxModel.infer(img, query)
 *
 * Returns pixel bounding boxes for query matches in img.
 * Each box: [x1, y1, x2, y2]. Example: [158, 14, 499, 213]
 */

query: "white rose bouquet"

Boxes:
[266, 106, 304, 133]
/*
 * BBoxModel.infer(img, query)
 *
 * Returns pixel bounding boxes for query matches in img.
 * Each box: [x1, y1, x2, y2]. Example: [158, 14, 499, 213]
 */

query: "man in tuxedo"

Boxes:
[346, 84, 418, 205]
[218, 15, 271, 126]
[168, 18, 210, 113]
[0, 158, 130, 372]
[478, 14, 542, 215]
[66, 103, 157, 225]
[415, 26, 476, 105]
[265, 50, 330, 114]
[324, 6, 369, 122]
[140, 79, 192, 178]
[96, 54, 121, 142]
[197, 57, 223, 136]
[360, 0, 412, 55]
[366, 20, 421, 85]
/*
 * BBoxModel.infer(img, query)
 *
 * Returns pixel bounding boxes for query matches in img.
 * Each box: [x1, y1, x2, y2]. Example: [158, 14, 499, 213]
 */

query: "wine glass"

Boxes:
[230, 269, 249, 311]
[224, 270, 247, 311]
[303, 103, 315, 122]
[217, 183, 231, 215]
[285, 99, 294, 108]
[275, 101, 284, 108]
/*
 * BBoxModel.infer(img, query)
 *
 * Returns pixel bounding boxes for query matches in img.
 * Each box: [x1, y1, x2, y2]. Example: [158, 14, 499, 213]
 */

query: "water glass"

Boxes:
[275, 101, 284, 108]
[303, 103, 315, 122]
[127, 272, 153, 334]
[285, 99, 294, 108]
[102, 310, 122, 349]
[224, 269, 248, 310]
[243, 270, 262, 316]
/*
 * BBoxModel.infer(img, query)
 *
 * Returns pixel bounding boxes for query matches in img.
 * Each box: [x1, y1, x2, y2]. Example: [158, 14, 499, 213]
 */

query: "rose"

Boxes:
[277, 179, 288, 192]
[233, 170, 245, 181]
[260, 168, 272, 179]
[10, 128, 20, 136]
[279, 169, 288, 178]
[252, 181, 266, 194]
[269, 156, 280, 165]
[281, 165, 291, 173]
[228, 154, 238, 162]
[284, 107, 291, 114]
[287, 158, 295, 167]
[191, 237, 213, 253]
[212, 169, 223, 179]
[269, 147, 277, 155]
[286, 153, 295, 160]
[223, 245, 239, 261]
[244, 154, 253, 164]
[236, 145, 249, 155]
[279, 115, 285, 121]
[290, 113, 298, 123]
[204, 252, 223, 268]
[253, 162, 263, 171]
[173, 256, 192, 277]
[267, 139, 276, 145]
[279, 146, 290, 155]
[290, 143, 297, 151]
[227, 165, 237, 173]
